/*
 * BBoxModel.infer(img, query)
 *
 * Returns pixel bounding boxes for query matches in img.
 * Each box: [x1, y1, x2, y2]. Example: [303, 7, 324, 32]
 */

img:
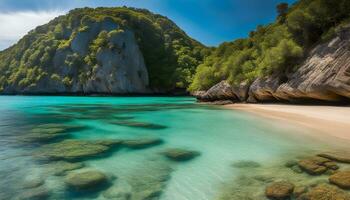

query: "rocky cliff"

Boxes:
[0, 7, 206, 95]
[195, 27, 350, 104]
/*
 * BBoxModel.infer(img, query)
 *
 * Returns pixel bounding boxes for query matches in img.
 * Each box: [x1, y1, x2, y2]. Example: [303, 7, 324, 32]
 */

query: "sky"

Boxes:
[0, 0, 297, 50]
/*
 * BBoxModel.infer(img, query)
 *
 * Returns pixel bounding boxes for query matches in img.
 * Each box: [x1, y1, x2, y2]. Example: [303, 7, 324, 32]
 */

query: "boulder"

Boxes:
[329, 170, 350, 189]
[21, 178, 45, 189]
[318, 152, 350, 164]
[17, 187, 50, 200]
[47, 161, 85, 176]
[34, 139, 120, 161]
[248, 76, 281, 102]
[298, 156, 333, 175]
[197, 81, 238, 102]
[265, 181, 294, 200]
[298, 184, 350, 200]
[102, 180, 132, 200]
[162, 148, 200, 161]
[123, 138, 163, 149]
[65, 170, 109, 191]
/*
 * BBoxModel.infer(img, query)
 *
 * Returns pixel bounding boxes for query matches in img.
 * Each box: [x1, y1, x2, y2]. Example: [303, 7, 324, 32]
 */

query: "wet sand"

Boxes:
[226, 104, 350, 141]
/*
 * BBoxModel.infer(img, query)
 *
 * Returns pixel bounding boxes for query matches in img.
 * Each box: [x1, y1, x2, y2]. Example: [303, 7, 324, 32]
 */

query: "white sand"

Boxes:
[225, 104, 350, 141]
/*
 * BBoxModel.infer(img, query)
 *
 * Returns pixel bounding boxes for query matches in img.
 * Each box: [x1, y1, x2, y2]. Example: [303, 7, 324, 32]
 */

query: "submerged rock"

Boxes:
[17, 187, 50, 200]
[298, 156, 335, 175]
[34, 139, 120, 161]
[65, 170, 109, 191]
[318, 152, 350, 164]
[21, 178, 45, 189]
[47, 161, 85, 176]
[102, 180, 132, 200]
[111, 120, 167, 130]
[123, 138, 163, 149]
[232, 160, 261, 168]
[162, 148, 200, 162]
[298, 184, 350, 200]
[265, 181, 294, 200]
[329, 170, 350, 189]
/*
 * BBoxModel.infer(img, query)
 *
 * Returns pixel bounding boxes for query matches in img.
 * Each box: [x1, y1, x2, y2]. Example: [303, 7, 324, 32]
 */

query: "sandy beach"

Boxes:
[226, 104, 350, 141]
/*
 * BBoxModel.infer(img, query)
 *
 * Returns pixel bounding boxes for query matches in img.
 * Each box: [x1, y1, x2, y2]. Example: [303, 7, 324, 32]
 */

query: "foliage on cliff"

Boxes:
[0, 7, 208, 92]
[189, 0, 350, 91]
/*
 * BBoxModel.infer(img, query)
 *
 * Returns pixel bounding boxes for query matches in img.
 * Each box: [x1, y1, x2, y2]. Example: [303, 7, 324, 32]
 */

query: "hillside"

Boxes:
[0, 7, 208, 94]
[192, 0, 350, 103]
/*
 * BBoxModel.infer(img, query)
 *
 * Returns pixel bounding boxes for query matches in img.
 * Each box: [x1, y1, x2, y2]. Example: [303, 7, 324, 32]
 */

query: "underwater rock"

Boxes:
[65, 170, 109, 191]
[293, 186, 308, 198]
[111, 120, 167, 130]
[34, 139, 120, 161]
[123, 138, 163, 149]
[298, 184, 350, 200]
[265, 181, 295, 200]
[21, 178, 45, 189]
[47, 161, 85, 176]
[318, 152, 350, 164]
[17, 186, 50, 200]
[162, 148, 200, 161]
[298, 156, 332, 175]
[124, 159, 172, 200]
[232, 160, 261, 168]
[102, 180, 132, 200]
[329, 170, 350, 189]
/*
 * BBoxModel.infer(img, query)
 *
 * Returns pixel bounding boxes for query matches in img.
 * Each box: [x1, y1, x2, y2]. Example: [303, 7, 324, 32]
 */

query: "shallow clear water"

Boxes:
[0, 96, 348, 200]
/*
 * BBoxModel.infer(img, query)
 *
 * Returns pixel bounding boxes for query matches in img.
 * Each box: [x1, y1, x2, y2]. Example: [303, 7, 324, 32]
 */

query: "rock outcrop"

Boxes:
[195, 27, 350, 104]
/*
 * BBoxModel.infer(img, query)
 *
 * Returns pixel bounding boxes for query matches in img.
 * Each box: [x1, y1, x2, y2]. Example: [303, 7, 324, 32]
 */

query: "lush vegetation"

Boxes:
[189, 0, 350, 91]
[0, 7, 209, 92]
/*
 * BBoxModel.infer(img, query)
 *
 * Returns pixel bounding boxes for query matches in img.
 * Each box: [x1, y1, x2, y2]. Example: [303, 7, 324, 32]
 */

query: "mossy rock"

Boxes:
[298, 156, 331, 175]
[299, 184, 350, 200]
[21, 178, 45, 189]
[162, 148, 200, 161]
[111, 120, 167, 129]
[102, 180, 132, 199]
[34, 139, 120, 161]
[265, 181, 294, 200]
[65, 170, 109, 191]
[329, 170, 350, 189]
[123, 138, 163, 149]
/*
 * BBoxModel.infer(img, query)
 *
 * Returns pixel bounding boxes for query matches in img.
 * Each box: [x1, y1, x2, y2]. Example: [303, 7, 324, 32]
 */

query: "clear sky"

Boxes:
[0, 0, 297, 50]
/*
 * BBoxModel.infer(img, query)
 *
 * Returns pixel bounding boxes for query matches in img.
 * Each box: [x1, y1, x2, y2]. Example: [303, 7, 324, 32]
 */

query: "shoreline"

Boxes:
[225, 103, 350, 142]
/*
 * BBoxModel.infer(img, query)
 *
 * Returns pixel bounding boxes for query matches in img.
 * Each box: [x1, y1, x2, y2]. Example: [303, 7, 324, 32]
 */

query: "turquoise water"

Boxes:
[0, 96, 348, 200]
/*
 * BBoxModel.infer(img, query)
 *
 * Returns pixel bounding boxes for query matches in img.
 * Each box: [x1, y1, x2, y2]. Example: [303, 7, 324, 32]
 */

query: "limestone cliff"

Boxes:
[196, 27, 350, 104]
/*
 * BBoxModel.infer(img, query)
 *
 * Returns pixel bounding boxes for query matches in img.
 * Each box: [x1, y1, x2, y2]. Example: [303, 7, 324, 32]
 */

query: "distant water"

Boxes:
[0, 96, 349, 200]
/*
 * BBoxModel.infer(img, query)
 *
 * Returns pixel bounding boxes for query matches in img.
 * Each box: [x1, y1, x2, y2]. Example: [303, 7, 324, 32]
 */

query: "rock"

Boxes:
[48, 161, 85, 176]
[299, 184, 350, 200]
[293, 186, 307, 198]
[17, 187, 50, 200]
[162, 148, 200, 161]
[248, 76, 281, 102]
[265, 181, 294, 200]
[318, 152, 350, 164]
[21, 178, 45, 189]
[232, 81, 250, 101]
[65, 170, 109, 191]
[102, 180, 132, 200]
[232, 160, 261, 168]
[34, 139, 119, 161]
[196, 81, 238, 102]
[123, 138, 163, 149]
[291, 165, 303, 174]
[298, 156, 331, 175]
[111, 120, 167, 129]
[329, 170, 350, 189]
[285, 160, 298, 168]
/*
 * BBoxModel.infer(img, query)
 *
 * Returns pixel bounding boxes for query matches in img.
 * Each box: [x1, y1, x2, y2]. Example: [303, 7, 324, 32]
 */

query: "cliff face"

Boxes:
[0, 7, 206, 95]
[4, 20, 149, 94]
[196, 28, 350, 104]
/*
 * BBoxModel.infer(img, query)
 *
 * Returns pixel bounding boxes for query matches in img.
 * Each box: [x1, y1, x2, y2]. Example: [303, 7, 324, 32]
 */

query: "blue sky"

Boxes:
[0, 0, 296, 50]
